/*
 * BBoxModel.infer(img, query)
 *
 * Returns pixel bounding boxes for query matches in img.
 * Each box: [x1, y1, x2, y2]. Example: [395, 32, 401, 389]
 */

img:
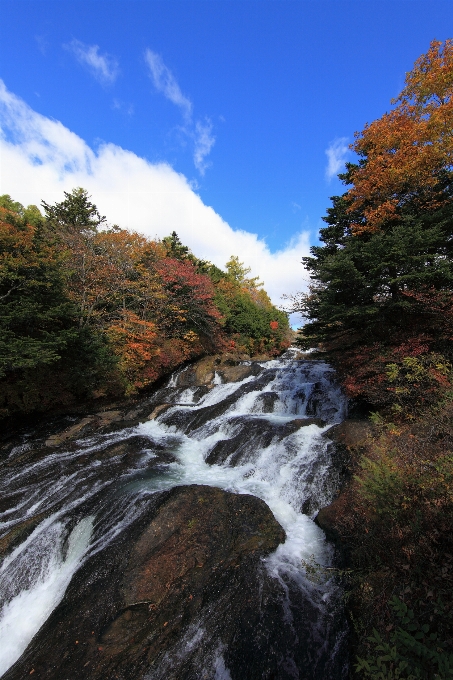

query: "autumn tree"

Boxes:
[42, 188, 109, 327]
[295, 40, 453, 411]
[348, 39, 453, 233]
[0, 197, 116, 416]
[154, 256, 222, 344]
[161, 231, 193, 261]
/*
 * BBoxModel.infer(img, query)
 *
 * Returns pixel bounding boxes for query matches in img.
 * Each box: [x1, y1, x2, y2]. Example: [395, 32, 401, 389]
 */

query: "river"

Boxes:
[0, 350, 349, 679]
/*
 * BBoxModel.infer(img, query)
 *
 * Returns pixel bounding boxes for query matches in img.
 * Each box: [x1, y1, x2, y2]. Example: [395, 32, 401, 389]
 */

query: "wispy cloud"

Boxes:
[112, 99, 134, 117]
[144, 49, 216, 174]
[325, 137, 349, 180]
[193, 119, 215, 175]
[144, 49, 192, 121]
[65, 39, 119, 84]
[35, 35, 49, 55]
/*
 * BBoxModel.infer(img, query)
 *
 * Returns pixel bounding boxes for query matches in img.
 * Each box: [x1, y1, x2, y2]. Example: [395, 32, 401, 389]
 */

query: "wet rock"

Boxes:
[315, 490, 353, 561]
[206, 416, 326, 466]
[93, 436, 171, 463]
[218, 362, 262, 383]
[148, 404, 172, 420]
[174, 353, 261, 389]
[175, 357, 216, 387]
[44, 417, 95, 447]
[315, 420, 374, 559]
[190, 385, 210, 401]
[294, 388, 307, 403]
[292, 417, 326, 429]
[96, 410, 123, 426]
[324, 419, 374, 449]
[4, 486, 285, 680]
[123, 406, 143, 420]
[219, 351, 251, 365]
[0, 512, 47, 559]
[305, 382, 323, 417]
[253, 391, 279, 413]
[250, 354, 272, 362]
[303, 376, 344, 423]
[160, 369, 278, 434]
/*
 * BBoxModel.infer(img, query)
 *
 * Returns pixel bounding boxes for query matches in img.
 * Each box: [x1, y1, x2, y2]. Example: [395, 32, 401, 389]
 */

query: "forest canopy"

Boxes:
[0, 189, 290, 417]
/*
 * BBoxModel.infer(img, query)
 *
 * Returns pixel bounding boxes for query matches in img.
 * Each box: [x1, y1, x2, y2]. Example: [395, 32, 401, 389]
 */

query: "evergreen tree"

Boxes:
[0, 200, 75, 377]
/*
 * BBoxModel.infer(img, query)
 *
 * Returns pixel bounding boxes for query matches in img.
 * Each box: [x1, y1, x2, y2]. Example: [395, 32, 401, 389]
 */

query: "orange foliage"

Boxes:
[349, 39, 453, 232]
[106, 311, 158, 392]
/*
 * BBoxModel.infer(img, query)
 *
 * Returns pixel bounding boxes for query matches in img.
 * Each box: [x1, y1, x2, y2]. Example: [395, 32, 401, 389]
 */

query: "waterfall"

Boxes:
[0, 351, 348, 678]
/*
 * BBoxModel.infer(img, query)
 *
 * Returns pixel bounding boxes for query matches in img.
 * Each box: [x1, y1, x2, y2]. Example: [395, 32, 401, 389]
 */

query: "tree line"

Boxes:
[0, 189, 290, 417]
[290, 40, 453, 678]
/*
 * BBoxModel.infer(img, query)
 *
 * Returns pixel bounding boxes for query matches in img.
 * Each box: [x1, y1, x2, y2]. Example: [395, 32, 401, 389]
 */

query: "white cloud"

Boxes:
[144, 49, 192, 122]
[325, 137, 349, 180]
[0, 80, 310, 313]
[193, 118, 215, 175]
[65, 39, 119, 84]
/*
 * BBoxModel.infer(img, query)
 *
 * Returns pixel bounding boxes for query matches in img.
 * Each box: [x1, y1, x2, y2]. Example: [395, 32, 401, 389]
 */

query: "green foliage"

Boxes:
[0, 194, 25, 215]
[294, 48, 453, 410]
[300, 199, 453, 344]
[356, 454, 405, 519]
[42, 187, 106, 234]
[293, 161, 453, 414]
[295, 45, 453, 680]
[162, 231, 193, 261]
[225, 255, 263, 290]
[356, 597, 453, 679]
[214, 256, 290, 355]
[0, 201, 75, 378]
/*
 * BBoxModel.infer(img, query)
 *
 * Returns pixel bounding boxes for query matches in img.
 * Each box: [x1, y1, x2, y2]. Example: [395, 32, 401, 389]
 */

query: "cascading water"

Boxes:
[0, 350, 349, 679]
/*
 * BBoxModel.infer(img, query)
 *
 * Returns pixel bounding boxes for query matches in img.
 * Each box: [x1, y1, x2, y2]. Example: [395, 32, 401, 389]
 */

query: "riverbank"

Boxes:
[316, 410, 453, 678]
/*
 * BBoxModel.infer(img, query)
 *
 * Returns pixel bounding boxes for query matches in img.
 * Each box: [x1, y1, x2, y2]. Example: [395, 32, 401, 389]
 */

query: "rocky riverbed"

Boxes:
[0, 350, 350, 679]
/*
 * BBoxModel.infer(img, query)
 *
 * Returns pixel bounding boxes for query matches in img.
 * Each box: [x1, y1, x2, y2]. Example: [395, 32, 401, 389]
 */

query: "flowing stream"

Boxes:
[0, 350, 348, 678]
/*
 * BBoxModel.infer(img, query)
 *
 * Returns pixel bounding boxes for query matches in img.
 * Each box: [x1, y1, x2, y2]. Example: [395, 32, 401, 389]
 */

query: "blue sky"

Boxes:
[0, 0, 452, 312]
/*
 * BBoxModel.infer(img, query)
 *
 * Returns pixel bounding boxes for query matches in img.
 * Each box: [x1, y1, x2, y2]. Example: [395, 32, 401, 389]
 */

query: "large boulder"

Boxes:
[5, 485, 285, 680]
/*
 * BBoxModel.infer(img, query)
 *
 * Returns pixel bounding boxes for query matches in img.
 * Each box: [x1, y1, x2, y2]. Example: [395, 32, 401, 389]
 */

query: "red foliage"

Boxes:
[155, 257, 223, 342]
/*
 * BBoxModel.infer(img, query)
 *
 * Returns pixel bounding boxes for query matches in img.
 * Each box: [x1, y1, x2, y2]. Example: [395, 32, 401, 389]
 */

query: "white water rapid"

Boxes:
[0, 350, 348, 678]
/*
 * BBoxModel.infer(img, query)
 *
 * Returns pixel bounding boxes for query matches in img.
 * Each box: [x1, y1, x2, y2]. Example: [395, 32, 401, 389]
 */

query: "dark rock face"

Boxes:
[0, 355, 271, 464]
[4, 485, 285, 680]
[315, 419, 374, 560]
[206, 416, 326, 466]
[253, 391, 280, 412]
